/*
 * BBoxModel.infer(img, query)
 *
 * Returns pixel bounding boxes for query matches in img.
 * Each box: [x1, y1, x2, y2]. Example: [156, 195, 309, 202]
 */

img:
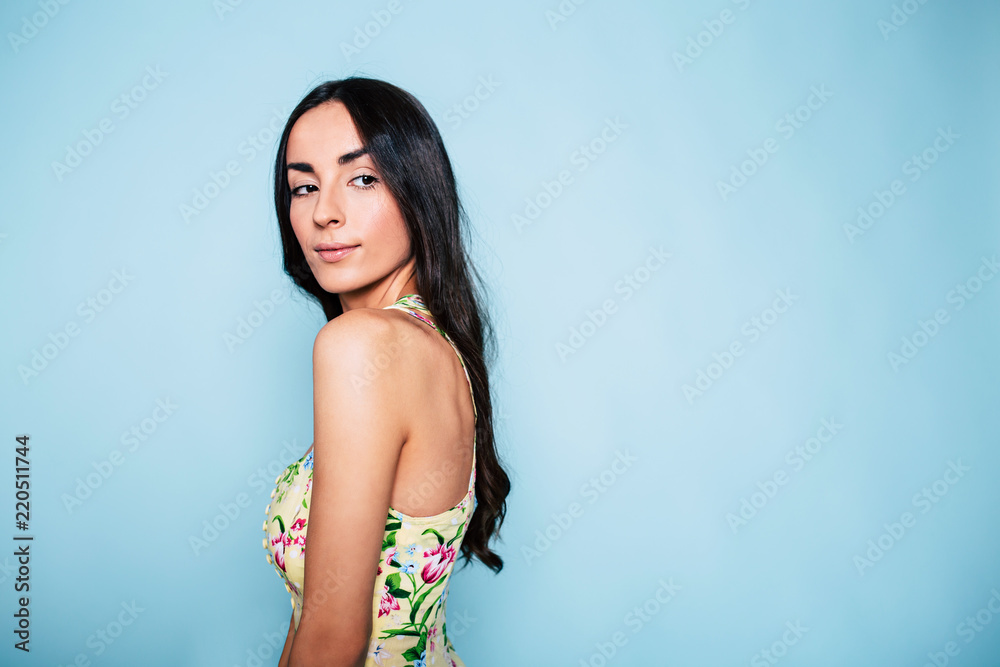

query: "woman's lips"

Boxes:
[316, 245, 359, 262]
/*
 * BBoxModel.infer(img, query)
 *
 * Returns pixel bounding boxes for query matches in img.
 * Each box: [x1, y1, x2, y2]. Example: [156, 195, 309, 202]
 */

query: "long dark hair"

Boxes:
[272, 77, 510, 573]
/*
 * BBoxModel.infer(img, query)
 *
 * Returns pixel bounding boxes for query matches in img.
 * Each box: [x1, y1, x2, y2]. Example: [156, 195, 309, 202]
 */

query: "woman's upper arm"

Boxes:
[289, 311, 409, 663]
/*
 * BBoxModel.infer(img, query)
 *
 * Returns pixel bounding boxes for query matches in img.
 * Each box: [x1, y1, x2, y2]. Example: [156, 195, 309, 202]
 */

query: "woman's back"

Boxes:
[263, 293, 477, 666]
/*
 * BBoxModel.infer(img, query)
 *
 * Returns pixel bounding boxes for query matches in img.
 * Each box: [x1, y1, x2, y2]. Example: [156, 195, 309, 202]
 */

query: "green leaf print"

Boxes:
[402, 631, 427, 662]
[385, 519, 402, 531]
[408, 576, 446, 624]
[272, 515, 285, 534]
[446, 521, 465, 547]
[419, 599, 436, 626]
[385, 573, 410, 598]
[382, 531, 397, 550]
[379, 628, 421, 637]
[274, 462, 301, 504]
[422, 527, 446, 545]
[408, 598, 421, 624]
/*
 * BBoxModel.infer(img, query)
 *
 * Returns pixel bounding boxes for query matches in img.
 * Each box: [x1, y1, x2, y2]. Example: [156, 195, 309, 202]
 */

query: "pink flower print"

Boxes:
[384, 546, 398, 568]
[378, 584, 400, 618]
[428, 625, 438, 652]
[377, 563, 383, 575]
[290, 518, 307, 532]
[270, 531, 291, 572]
[421, 543, 456, 583]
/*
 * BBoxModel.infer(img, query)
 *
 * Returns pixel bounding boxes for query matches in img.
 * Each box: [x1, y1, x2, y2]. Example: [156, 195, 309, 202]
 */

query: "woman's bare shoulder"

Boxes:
[312, 307, 431, 381]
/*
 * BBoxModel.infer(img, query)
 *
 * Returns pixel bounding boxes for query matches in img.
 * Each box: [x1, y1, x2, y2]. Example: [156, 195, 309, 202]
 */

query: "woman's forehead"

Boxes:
[287, 102, 365, 161]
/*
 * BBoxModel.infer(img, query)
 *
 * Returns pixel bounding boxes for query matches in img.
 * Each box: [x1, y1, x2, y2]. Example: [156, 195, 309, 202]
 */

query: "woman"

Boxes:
[261, 77, 511, 667]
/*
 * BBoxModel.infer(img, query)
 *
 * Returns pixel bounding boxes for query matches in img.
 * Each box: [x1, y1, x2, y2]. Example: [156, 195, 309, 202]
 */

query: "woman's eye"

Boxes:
[351, 174, 378, 189]
[290, 184, 317, 198]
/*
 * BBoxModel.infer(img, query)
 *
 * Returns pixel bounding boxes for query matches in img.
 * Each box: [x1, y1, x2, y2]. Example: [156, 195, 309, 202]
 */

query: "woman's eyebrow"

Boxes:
[286, 147, 370, 174]
[287, 162, 314, 174]
[337, 146, 369, 165]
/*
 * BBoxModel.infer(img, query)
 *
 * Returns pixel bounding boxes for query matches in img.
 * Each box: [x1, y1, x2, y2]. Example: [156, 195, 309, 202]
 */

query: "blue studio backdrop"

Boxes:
[2, 1, 999, 665]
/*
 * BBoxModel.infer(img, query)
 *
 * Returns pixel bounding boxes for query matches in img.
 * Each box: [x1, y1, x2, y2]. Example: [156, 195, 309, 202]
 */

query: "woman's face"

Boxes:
[285, 100, 415, 309]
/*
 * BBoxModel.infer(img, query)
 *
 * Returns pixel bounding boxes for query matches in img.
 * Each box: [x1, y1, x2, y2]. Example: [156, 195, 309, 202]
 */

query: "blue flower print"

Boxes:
[303, 451, 314, 470]
[399, 559, 419, 574]
[414, 650, 427, 667]
[404, 543, 418, 556]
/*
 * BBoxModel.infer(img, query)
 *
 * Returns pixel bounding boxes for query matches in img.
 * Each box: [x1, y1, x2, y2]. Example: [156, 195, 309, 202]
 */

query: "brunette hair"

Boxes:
[272, 76, 510, 572]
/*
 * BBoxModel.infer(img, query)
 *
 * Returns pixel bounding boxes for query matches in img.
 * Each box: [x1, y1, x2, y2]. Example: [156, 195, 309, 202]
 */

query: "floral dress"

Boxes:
[262, 294, 477, 667]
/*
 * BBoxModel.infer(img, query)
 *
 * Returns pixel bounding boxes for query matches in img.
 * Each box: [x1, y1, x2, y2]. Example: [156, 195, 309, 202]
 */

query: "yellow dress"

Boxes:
[262, 294, 476, 667]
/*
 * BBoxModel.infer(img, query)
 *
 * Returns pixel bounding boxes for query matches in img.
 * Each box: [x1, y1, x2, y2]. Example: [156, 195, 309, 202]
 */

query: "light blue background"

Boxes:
[2, 1, 998, 665]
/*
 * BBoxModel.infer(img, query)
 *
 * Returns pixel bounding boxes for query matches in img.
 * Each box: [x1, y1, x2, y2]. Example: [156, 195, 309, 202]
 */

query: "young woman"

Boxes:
[261, 77, 510, 667]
